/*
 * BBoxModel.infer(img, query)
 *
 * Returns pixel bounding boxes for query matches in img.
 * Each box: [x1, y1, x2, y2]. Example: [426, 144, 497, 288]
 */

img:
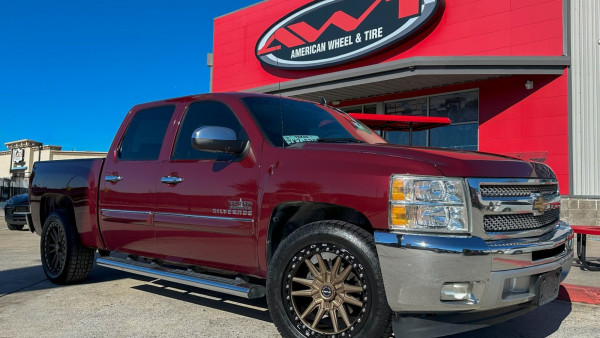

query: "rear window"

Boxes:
[118, 105, 175, 161]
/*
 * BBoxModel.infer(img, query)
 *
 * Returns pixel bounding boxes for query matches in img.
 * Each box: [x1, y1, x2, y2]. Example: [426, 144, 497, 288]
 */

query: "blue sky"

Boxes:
[0, 0, 261, 151]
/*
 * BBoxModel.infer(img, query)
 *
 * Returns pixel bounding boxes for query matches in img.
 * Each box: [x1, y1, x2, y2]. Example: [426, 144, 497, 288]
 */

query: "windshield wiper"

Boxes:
[316, 138, 366, 143]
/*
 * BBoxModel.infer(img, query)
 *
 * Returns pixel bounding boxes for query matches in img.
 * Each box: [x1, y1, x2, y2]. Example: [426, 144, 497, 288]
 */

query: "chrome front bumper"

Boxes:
[374, 222, 573, 313]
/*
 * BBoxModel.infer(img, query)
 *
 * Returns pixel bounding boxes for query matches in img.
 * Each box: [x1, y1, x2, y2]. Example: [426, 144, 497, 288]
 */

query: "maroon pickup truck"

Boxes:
[29, 93, 573, 337]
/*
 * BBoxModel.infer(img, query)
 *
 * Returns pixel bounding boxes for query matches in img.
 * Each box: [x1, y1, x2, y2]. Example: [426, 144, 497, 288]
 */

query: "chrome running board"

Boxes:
[96, 257, 265, 299]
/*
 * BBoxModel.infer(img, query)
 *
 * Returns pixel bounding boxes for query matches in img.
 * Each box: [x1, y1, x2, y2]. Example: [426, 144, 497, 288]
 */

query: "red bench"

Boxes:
[571, 225, 600, 271]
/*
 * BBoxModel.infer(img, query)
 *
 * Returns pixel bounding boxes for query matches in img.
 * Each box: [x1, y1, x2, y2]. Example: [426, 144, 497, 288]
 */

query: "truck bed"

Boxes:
[29, 158, 106, 249]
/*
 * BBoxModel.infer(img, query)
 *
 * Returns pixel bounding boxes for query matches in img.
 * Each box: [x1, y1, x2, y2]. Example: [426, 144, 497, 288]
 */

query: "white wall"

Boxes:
[570, 0, 600, 196]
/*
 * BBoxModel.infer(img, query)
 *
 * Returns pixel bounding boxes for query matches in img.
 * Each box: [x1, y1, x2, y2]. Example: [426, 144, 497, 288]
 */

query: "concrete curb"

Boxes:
[559, 283, 600, 305]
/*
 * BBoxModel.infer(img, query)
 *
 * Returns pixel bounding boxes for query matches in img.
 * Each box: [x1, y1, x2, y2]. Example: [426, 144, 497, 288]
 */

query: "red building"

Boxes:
[211, 0, 600, 225]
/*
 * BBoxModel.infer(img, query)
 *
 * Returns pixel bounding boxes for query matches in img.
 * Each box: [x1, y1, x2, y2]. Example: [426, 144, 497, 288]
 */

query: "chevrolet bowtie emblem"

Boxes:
[533, 196, 548, 215]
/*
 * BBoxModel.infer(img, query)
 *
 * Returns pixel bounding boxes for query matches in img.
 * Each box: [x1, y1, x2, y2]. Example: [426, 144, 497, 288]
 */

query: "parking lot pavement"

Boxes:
[563, 238, 600, 288]
[0, 216, 279, 338]
[1, 215, 599, 338]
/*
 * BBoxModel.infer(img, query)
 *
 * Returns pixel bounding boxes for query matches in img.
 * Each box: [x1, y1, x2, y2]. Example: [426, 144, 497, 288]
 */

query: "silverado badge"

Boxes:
[213, 199, 253, 217]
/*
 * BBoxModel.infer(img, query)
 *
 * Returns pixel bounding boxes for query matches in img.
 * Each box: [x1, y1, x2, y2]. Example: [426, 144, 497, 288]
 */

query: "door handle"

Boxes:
[161, 176, 183, 185]
[105, 175, 123, 183]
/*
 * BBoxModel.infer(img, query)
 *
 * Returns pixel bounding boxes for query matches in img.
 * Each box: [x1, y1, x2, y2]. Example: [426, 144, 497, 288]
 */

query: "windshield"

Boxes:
[241, 96, 387, 147]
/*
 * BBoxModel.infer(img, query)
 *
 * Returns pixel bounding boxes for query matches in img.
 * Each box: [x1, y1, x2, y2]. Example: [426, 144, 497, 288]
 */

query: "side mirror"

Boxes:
[191, 126, 248, 155]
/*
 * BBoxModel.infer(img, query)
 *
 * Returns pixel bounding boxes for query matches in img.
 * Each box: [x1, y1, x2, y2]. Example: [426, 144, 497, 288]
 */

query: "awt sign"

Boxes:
[256, 0, 444, 70]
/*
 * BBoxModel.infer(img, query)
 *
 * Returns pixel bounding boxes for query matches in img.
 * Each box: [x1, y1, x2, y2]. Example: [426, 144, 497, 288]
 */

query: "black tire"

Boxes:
[267, 220, 392, 338]
[40, 211, 95, 284]
[7, 223, 25, 231]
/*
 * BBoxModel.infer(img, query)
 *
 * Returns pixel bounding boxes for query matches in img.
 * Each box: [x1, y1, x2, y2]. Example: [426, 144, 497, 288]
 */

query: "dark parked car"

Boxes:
[3, 194, 29, 230]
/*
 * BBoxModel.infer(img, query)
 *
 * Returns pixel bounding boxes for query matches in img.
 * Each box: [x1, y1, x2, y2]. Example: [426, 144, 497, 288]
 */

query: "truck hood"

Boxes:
[296, 143, 555, 179]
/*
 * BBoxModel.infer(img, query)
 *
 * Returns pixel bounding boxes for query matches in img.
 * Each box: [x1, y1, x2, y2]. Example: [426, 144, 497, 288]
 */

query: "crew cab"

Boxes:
[29, 93, 573, 337]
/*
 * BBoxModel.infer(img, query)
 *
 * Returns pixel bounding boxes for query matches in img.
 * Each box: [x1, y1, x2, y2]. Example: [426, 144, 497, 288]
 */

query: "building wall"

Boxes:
[212, 0, 565, 92]
[49, 151, 106, 161]
[561, 0, 600, 226]
[562, 197, 600, 226]
[570, 0, 600, 197]
[479, 73, 569, 194]
[0, 152, 11, 184]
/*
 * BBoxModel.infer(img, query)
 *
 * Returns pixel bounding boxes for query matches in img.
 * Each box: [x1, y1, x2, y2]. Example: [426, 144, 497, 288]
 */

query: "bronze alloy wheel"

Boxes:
[283, 243, 369, 336]
[43, 220, 68, 278]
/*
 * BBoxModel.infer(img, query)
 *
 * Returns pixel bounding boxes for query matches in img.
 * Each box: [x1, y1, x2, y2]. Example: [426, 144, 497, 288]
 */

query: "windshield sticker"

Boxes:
[283, 135, 319, 145]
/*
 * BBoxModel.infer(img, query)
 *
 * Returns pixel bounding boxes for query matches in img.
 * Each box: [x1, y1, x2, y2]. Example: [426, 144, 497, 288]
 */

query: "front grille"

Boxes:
[13, 206, 29, 213]
[480, 184, 558, 198]
[11, 215, 26, 222]
[484, 209, 560, 232]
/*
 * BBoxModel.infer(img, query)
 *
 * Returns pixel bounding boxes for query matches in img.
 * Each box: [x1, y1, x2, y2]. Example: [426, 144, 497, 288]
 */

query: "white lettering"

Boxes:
[364, 27, 383, 41]
[290, 42, 327, 59]
[327, 35, 353, 51]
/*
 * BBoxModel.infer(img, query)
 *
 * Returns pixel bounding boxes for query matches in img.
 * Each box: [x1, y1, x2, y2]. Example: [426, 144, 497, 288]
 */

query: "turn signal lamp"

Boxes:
[391, 179, 406, 201]
[390, 205, 407, 226]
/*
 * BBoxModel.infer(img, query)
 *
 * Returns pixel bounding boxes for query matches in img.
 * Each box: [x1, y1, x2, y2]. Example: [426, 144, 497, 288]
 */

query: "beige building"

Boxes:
[1, 139, 106, 199]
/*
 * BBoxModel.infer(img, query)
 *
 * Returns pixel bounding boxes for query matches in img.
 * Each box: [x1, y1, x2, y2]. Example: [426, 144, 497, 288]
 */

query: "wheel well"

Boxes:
[266, 202, 374, 265]
[40, 194, 76, 228]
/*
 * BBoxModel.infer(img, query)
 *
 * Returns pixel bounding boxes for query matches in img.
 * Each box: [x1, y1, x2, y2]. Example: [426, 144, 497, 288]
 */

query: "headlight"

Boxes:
[389, 175, 470, 233]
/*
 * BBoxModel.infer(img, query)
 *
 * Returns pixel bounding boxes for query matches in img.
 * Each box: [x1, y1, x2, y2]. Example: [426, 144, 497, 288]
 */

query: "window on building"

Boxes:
[172, 101, 248, 160]
[385, 97, 427, 116]
[340, 104, 378, 114]
[430, 124, 478, 150]
[387, 130, 428, 147]
[385, 90, 479, 150]
[118, 105, 175, 161]
[363, 104, 377, 114]
[342, 106, 363, 114]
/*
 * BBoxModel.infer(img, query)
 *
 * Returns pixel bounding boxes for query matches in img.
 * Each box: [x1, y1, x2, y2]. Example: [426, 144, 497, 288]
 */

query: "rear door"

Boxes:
[154, 99, 260, 272]
[98, 105, 176, 256]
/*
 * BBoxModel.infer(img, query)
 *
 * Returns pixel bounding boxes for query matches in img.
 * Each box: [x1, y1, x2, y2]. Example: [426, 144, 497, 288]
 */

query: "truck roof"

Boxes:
[130, 92, 304, 109]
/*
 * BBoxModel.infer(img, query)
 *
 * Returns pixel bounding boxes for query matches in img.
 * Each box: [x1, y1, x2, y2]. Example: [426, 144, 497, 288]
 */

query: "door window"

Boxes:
[172, 101, 248, 160]
[118, 105, 175, 161]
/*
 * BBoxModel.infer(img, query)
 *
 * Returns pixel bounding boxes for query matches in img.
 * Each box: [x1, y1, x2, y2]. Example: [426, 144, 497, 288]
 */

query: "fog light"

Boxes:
[509, 276, 531, 293]
[441, 282, 473, 301]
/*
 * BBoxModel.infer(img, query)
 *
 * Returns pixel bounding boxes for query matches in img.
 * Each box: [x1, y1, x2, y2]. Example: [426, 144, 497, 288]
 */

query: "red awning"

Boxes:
[349, 113, 451, 132]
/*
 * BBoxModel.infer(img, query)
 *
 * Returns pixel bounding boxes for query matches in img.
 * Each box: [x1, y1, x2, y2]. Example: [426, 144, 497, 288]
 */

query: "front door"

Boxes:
[154, 100, 260, 272]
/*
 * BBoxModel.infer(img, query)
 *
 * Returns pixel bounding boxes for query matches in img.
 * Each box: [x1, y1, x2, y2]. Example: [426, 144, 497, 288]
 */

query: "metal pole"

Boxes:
[409, 123, 413, 146]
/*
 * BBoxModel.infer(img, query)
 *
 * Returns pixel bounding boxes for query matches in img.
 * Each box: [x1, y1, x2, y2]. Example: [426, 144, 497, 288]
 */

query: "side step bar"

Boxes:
[97, 257, 266, 299]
